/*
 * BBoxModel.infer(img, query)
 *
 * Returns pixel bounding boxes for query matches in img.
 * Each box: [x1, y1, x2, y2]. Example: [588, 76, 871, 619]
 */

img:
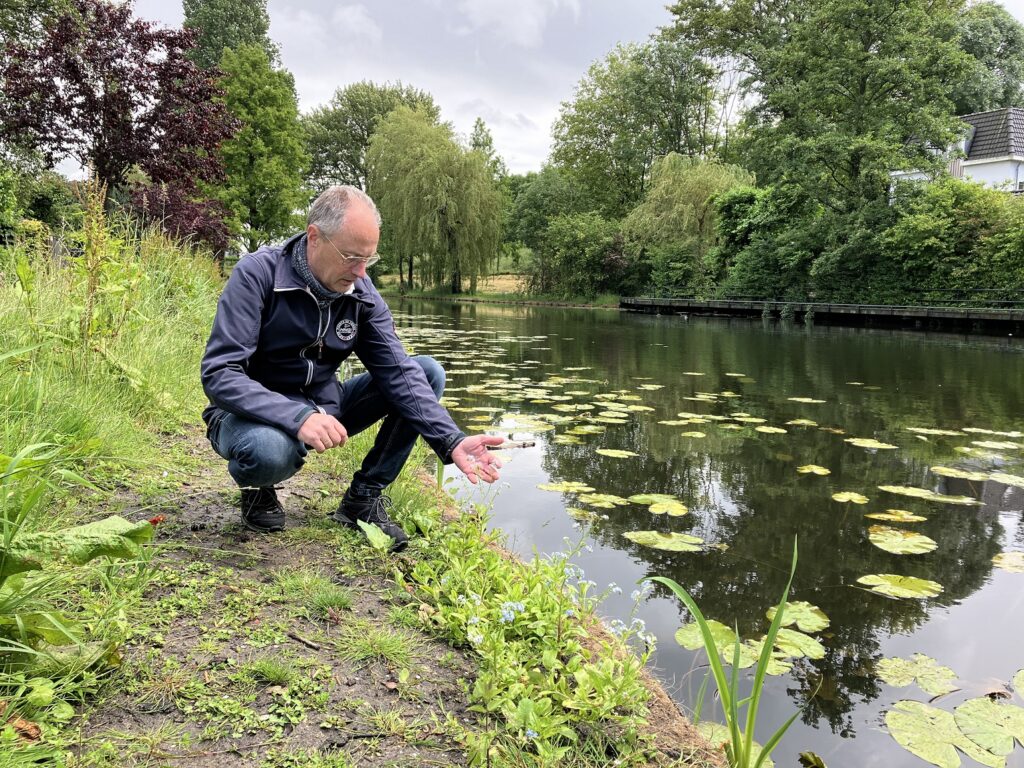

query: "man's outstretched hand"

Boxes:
[298, 413, 348, 453]
[451, 435, 504, 484]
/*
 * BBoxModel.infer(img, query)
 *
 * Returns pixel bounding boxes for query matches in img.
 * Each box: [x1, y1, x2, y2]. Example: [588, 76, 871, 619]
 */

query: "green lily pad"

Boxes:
[766, 600, 830, 633]
[971, 440, 1022, 450]
[736, 639, 794, 675]
[992, 552, 1024, 573]
[931, 466, 990, 481]
[595, 448, 638, 459]
[649, 500, 689, 516]
[628, 493, 678, 505]
[681, 431, 706, 438]
[797, 464, 831, 476]
[868, 525, 938, 555]
[579, 493, 629, 508]
[755, 426, 788, 434]
[866, 509, 928, 523]
[878, 486, 983, 506]
[773, 627, 826, 659]
[674, 619, 737, 651]
[845, 437, 898, 450]
[907, 427, 966, 436]
[954, 697, 1024, 756]
[623, 531, 704, 552]
[990, 472, 1024, 489]
[885, 700, 1002, 768]
[788, 397, 826, 404]
[787, 418, 819, 427]
[832, 491, 870, 504]
[1014, 669, 1024, 694]
[876, 654, 958, 696]
[857, 574, 943, 599]
[537, 481, 595, 493]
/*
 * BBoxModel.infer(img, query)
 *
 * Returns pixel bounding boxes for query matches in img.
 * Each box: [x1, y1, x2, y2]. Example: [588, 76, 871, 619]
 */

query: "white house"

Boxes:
[890, 107, 1024, 191]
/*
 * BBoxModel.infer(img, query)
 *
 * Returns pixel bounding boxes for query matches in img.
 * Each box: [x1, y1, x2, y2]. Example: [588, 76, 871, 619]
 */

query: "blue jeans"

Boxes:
[208, 355, 446, 495]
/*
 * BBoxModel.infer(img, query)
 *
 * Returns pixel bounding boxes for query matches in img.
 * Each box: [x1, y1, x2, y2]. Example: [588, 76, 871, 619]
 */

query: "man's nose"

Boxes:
[353, 260, 369, 278]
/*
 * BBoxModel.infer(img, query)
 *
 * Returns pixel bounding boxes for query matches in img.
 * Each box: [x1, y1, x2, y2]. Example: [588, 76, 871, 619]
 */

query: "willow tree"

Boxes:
[366, 107, 501, 293]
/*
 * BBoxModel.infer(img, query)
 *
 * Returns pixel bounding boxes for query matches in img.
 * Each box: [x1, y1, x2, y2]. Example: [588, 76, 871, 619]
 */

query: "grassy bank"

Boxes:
[0, 208, 714, 766]
[374, 274, 621, 309]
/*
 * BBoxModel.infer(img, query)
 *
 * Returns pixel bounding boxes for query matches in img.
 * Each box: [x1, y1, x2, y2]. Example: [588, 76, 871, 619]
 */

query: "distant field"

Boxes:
[376, 273, 526, 294]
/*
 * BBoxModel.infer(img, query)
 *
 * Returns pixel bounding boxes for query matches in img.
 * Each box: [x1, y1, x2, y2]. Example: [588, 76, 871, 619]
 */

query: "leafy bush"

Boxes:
[528, 211, 630, 298]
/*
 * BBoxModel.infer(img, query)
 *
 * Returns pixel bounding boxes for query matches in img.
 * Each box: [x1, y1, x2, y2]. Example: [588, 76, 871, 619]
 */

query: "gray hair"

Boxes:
[307, 185, 382, 235]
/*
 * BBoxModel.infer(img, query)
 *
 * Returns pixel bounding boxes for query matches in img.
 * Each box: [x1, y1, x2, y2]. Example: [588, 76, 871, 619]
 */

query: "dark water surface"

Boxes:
[393, 299, 1024, 768]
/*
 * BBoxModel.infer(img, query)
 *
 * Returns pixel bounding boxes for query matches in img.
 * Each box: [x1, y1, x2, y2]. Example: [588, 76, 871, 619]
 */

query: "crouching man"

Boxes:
[200, 185, 502, 551]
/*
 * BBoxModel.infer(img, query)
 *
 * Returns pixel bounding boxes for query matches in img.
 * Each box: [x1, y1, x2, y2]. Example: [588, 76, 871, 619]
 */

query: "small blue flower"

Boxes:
[525, 728, 539, 740]
[468, 616, 480, 625]
[467, 630, 483, 645]
[564, 608, 576, 618]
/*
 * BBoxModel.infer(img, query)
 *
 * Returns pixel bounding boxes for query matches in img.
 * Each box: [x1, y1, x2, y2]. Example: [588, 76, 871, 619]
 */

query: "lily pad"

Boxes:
[755, 426, 788, 434]
[766, 600, 830, 633]
[857, 574, 943, 599]
[845, 437, 899, 450]
[674, 619, 737, 651]
[628, 493, 678, 505]
[876, 654, 958, 695]
[537, 481, 595, 493]
[787, 418, 819, 427]
[579, 493, 630, 508]
[832, 491, 869, 504]
[866, 509, 928, 523]
[885, 700, 1002, 768]
[971, 440, 1022, 450]
[595, 448, 638, 459]
[681, 431, 707, 438]
[954, 697, 1024, 756]
[878, 486, 983, 506]
[797, 464, 831, 476]
[907, 427, 966, 437]
[992, 552, 1024, 573]
[623, 531, 704, 552]
[868, 525, 938, 555]
[788, 397, 827, 404]
[773, 627, 826, 659]
[931, 466, 990, 482]
[733, 416, 767, 424]
[990, 472, 1024, 489]
[649, 500, 689, 516]
[565, 507, 601, 522]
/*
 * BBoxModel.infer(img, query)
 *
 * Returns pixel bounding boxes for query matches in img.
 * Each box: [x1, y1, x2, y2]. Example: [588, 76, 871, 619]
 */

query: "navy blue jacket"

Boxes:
[201, 234, 465, 461]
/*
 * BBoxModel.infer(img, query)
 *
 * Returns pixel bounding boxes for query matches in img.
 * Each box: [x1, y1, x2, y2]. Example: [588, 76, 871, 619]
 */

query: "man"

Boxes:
[200, 185, 502, 551]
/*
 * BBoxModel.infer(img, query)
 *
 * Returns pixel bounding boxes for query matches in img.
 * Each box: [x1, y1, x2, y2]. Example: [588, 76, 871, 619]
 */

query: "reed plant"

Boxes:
[652, 539, 801, 768]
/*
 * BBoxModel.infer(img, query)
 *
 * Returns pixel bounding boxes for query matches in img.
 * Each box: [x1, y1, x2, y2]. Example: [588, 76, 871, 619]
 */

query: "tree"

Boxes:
[0, 0, 235, 195]
[551, 33, 723, 218]
[366, 107, 501, 293]
[530, 212, 627, 298]
[623, 154, 754, 295]
[951, 1, 1024, 115]
[303, 82, 438, 193]
[182, 0, 277, 70]
[214, 45, 309, 253]
[469, 117, 508, 180]
[510, 166, 589, 253]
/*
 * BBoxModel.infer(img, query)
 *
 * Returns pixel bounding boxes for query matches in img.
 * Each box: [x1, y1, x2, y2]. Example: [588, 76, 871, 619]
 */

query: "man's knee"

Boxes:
[413, 355, 445, 398]
[230, 425, 305, 486]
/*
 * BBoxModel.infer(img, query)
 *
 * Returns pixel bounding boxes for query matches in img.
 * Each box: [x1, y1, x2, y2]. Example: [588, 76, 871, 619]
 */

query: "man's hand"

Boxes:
[298, 413, 348, 453]
[451, 435, 504, 484]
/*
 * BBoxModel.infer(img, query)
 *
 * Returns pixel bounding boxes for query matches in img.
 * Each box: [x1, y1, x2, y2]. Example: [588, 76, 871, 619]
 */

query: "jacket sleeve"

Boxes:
[200, 258, 316, 436]
[353, 286, 465, 462]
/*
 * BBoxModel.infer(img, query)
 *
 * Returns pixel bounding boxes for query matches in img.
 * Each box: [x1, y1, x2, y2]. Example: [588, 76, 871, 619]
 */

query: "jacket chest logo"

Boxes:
[335, 318, 357, 342]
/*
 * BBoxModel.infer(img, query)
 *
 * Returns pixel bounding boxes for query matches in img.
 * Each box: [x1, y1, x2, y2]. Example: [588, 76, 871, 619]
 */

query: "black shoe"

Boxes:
[332, 492, 408, 552]
[240, 486, 285, 533]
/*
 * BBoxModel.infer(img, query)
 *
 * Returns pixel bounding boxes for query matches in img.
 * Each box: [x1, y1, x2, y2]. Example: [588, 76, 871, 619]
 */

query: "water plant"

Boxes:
[652, 539, 801, 768]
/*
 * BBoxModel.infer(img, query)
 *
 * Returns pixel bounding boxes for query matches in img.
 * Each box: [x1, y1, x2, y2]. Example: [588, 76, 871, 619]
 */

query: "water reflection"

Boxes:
[393, 299, 1024, 764]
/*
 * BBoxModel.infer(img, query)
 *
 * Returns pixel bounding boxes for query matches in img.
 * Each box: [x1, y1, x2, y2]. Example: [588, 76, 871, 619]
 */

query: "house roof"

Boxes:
[960, 107, 1024, 160]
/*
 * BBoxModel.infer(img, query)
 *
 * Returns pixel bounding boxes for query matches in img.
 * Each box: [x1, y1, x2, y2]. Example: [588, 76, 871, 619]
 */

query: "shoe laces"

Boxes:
[245, 486, 280, 512]
[365, 494, 395, 525]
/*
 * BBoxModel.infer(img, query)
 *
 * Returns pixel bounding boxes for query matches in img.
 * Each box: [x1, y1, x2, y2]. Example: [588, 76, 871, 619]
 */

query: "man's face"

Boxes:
[306, 200, 380, 293]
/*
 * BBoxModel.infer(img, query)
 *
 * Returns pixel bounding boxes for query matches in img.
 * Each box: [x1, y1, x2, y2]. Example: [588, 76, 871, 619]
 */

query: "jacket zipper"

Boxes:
[298, 292, 332, 387]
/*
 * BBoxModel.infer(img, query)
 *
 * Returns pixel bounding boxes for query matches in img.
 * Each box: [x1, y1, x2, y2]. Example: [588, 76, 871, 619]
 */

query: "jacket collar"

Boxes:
[272, 232, 376, 307]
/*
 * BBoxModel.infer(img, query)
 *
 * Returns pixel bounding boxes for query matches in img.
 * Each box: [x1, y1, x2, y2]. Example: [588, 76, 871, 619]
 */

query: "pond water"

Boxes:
[392, 298, 1024, 768]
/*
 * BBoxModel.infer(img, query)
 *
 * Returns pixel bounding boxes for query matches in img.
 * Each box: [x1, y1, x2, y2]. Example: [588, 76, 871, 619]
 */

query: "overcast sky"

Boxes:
[130, 0, 1024, 175]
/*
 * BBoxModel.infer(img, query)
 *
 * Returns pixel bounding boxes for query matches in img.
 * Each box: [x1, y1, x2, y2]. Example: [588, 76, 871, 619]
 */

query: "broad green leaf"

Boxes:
[832, 491, 869, 504]
[0, 610, 80, 645]
[866, 509, 928, 523]
[628, 493, 678, 505]
[356, 520, 393, 552]
[885, 700, 1002, 768]
[798, 752, 828, 768]
[623, 531, 703, 552]
[658, 419, 692, 426]
[857, 574, 943, 599]
[755, 426, 787, 434]
[537, 481, 595, 493]
[931, 466, 989, 481]
[876, 654, 958, 696]
[649, 500, 688, 516]
[845, 437, 898, 450]
[868, 525, 938, 555]
[13, 516, 154, 565]
[566, 507, 600, 522]
[796, 464, 831, 476]
[674, 619, 737, 650]
[907, 427, 966, 436]
[0, 549, 43, 583]
[971, 440, 1022, 450]
[733, 416, 766, 424]
[595, 449, 637, 459]
[992, 552, 1024, 573]
[766, 601, 830, 633]
[579, 493, 629, 508]
[773, 627, 825, 659]
[954, 698, 1024, 756]
[963, 428, 1023, 437]
[738, 639, 794, 675]
[787, 418, 819, 426]
[990, 472, 1024, 489]
[878, 486, 983, 506]
[681, 431, 706, 438]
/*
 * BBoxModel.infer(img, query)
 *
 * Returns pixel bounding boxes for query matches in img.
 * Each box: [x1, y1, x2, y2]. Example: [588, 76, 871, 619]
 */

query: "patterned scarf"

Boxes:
[291, 234, 343, 308]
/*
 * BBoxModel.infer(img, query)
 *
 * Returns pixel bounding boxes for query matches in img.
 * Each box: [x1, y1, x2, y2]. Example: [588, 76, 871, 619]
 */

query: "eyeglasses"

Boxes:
[320, 232, 380, 267]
